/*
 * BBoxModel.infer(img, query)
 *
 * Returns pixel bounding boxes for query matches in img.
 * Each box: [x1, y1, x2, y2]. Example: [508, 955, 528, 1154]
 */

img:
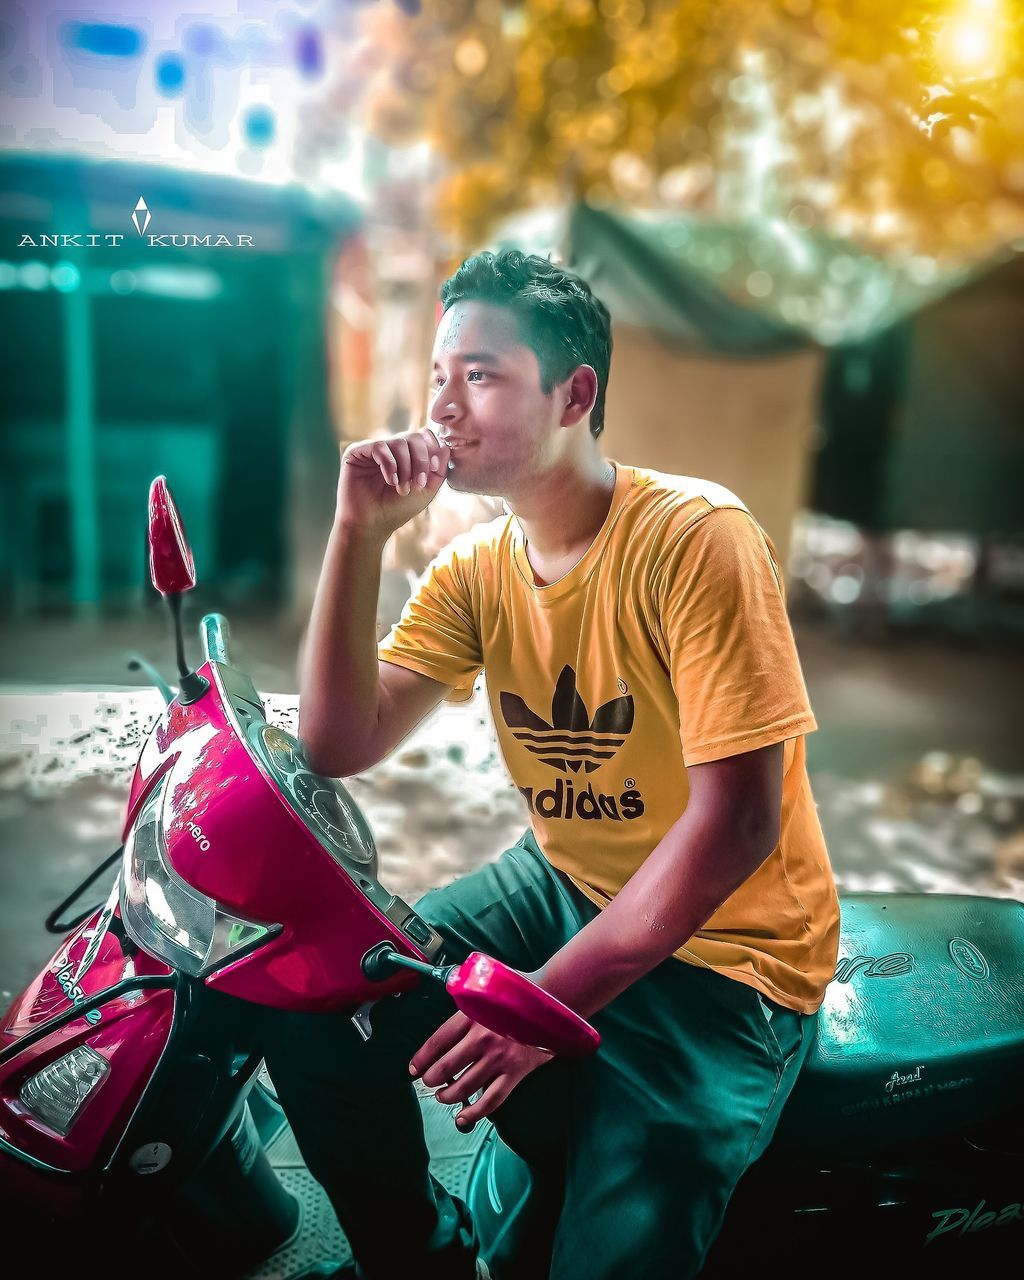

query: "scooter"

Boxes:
[2, 479, 1022, 1278]
[0, 476, 598, 1272]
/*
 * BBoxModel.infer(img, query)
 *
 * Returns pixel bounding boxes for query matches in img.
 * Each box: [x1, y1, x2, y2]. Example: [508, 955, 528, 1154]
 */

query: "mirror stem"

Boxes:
[166, 593, 210, 705]
[361, 942, 453, 986]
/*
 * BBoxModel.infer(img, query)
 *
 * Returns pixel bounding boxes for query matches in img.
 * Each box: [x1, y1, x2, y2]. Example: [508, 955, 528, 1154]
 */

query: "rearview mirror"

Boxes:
[446, 952, 601, 1057]
[361, 943, 601, 1057]
[148, 475, 196, 597]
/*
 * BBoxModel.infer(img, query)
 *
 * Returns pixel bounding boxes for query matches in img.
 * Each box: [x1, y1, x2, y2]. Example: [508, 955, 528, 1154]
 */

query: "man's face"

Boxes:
[428, 300, 566, 497]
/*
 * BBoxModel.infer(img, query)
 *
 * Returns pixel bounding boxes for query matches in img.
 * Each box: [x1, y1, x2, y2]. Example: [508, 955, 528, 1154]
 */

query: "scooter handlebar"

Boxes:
[201, 612, 232, 666]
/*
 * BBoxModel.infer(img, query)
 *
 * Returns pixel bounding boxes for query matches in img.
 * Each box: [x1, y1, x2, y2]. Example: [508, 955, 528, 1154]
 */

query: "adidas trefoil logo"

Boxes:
[501, 666, 644, 822]
[500, 664, 633, 774]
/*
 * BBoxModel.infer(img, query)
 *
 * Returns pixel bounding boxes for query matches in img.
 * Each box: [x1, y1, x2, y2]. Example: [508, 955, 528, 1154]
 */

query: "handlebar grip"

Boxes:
[201, 612, 231, 665]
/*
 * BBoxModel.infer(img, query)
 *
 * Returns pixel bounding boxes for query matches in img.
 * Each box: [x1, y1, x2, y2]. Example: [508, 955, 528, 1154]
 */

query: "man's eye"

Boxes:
[467, 370, 485, 381]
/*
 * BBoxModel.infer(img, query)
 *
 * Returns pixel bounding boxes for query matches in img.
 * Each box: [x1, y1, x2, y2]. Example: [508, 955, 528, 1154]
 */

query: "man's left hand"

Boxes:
[409, 1010, 554, 1132]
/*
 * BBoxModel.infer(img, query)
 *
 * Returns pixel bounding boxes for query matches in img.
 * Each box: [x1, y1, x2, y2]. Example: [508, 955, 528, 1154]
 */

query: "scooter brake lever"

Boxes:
[351, 1000, 378, 1042]
[125, 653, 175, 706]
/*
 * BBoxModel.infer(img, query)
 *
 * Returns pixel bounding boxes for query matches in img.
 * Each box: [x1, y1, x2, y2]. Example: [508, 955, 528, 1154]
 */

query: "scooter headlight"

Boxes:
[120, 775, 279, 976]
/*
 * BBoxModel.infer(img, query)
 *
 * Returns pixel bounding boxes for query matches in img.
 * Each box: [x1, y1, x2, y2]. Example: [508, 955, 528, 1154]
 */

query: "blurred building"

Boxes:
[564, 203, 1024, 581]
[0, 152, 360, 622]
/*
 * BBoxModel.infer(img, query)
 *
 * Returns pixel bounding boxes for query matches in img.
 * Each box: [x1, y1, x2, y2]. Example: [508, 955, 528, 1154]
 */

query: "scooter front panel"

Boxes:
[122, 660, 446, 1010]
[0, 905, 174, 1174]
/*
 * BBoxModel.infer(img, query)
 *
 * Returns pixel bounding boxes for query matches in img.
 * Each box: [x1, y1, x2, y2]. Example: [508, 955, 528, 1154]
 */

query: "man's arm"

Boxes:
[407, 741, 786, 1128]
[297, 430, 454, 778]
[531, 741, 785, 1019]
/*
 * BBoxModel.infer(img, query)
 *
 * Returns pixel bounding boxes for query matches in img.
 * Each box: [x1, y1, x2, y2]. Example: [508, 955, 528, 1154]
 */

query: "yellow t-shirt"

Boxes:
[378, 461, 841, 1014]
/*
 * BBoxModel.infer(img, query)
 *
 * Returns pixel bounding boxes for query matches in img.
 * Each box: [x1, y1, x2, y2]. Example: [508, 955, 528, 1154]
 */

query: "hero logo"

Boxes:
[185, 820, 211, 852]
[501, 666, 644, 821]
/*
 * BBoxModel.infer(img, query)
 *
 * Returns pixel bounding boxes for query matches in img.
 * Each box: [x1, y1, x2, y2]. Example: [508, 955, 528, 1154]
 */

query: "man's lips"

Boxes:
[440, 438, 477, 449]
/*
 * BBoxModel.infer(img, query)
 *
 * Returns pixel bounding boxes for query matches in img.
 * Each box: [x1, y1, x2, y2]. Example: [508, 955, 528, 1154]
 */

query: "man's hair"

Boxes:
[439, 250, 612, 439]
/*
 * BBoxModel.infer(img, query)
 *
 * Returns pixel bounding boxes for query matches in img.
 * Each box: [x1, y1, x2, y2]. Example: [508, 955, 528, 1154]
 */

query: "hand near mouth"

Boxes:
[336, 427, 453, 540]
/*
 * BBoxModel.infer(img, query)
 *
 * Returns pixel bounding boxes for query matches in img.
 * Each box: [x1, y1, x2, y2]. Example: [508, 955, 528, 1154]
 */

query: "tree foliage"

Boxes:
[342, 0, 1023, 261]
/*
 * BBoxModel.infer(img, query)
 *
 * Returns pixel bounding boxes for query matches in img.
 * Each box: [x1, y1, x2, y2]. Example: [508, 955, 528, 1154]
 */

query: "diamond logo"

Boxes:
[500, 665, 634, 775]
[131, 197, 151, 237]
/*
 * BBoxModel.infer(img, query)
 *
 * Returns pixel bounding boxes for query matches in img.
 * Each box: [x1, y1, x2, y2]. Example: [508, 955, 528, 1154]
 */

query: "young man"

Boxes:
[287, 250, 841, 1280]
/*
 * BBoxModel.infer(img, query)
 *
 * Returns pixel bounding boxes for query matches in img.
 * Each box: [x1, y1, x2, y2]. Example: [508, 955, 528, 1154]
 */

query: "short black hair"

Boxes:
[439, 250, 612, 439]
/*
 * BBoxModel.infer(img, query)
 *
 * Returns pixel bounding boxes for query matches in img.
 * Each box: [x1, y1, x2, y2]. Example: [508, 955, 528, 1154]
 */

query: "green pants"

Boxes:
[259, 830, 816, 1280]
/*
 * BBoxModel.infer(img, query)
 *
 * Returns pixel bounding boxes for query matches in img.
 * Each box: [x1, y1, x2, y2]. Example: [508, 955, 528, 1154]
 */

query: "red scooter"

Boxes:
[0, 476, 598, 1271]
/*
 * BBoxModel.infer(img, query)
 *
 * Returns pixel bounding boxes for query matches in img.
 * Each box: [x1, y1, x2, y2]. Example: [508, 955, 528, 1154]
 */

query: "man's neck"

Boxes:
[507, 455, 617, 561]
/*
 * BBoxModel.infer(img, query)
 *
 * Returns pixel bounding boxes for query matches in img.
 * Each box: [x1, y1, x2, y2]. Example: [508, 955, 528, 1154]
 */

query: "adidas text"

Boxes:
[517, 778, 645, 821]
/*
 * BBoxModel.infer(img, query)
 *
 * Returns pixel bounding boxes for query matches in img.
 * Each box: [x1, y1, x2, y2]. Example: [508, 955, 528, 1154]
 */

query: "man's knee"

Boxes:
[413, 840, 585, 975]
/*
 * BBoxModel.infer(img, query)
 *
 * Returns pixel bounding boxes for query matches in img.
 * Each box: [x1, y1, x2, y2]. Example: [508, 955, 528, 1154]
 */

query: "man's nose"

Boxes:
[429, 390, 463, 425]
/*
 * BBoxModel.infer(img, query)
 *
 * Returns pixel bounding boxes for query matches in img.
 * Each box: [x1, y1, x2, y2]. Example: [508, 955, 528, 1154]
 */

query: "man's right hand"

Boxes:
[336, 428, 452, 541]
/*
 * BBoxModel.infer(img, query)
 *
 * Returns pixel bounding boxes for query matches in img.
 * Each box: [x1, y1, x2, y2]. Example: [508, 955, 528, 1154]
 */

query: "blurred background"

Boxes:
[1, 0, 1023, 1000]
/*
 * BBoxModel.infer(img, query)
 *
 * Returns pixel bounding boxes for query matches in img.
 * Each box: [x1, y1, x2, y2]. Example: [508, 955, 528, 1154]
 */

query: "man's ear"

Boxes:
[560, 364, 598, 426]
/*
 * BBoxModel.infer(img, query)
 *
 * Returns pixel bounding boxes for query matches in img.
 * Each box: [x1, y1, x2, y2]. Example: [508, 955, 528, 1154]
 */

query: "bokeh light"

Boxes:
[155, 52, 186, 97]
[937, 15, 1000, 76]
